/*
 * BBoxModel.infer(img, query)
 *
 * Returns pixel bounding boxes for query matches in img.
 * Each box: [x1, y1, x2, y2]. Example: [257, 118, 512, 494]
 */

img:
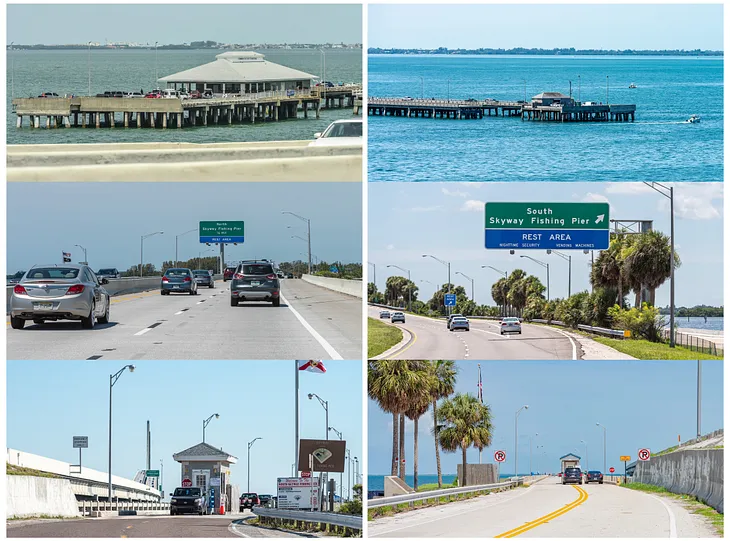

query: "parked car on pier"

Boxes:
[38, 92, 60, 98]
[189, 90, 202, 99]
[202, 89, 214, 99]
[145, 91, 162, 98]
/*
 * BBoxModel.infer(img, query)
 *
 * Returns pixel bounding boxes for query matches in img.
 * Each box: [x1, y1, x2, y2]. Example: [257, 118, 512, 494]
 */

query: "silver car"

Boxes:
[449, 316, 470, 331]
[192, 270, 214, 289]
[9, 264, 111, 329]
[391, 311, 406, 323]
[500, 317, 522, 335]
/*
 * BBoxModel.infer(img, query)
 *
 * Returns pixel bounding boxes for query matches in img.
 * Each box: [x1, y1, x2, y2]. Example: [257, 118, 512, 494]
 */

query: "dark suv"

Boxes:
[239, 492, 260, 512]
[585, 470, 604, 484]
[230, 260, 280, 307]
[170, 487, 205, 515]
[562, 467, 583, 485]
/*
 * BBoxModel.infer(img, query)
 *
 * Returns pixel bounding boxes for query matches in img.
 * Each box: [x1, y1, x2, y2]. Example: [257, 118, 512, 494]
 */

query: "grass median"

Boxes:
[368, 318, 404, 359]
[589, 336, 722, 360]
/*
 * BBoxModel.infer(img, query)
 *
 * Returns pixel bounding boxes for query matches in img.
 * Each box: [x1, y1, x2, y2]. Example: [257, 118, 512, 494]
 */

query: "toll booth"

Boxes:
[172, 442, 238, 514]
[559, 453, 581, 472]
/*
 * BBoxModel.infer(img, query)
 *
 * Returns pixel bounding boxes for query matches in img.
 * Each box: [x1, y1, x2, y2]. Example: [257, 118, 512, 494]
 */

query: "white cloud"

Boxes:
[604, 183, 655, 194]
[442, 187, 469, 198]
[581, 193, 609, 203]
[386, 244, 395, 251]
[461, 200, 485, 212]
[655, 184, 723, 220]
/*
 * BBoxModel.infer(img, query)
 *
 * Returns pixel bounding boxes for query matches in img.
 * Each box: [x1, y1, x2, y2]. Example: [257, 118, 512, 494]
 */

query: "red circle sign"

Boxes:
[609, 467, 615, 473]
[638, 448, 651, 461]
[182, 478, 192, 487]
[494, 450, 506, 463]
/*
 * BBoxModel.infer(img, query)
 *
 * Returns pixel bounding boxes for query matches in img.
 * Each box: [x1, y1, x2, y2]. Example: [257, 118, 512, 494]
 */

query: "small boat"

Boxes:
[687, 114, 701, 124]
[628, 83, 637, 89]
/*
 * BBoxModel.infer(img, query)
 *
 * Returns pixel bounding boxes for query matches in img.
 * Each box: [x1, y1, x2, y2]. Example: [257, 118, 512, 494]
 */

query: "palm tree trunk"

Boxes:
[399, 413, 406, 481]
[461, 444, 467, 487]
[433, 399, 442, 488]
[391, 412, 398, 476]
[413, 416, 419, 491]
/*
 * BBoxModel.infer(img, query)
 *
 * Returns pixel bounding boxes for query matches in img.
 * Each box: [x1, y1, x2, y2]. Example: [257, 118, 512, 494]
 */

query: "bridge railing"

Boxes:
[80, 499, 170, 516]
[252, 507, 362, 534]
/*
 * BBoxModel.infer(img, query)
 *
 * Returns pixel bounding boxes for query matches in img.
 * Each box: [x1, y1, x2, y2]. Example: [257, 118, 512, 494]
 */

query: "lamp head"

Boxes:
[524, 405, 529, 409]
[128, 365, 136, 373]
[308, 393, 314, 400]
[215, 413, 220, 419]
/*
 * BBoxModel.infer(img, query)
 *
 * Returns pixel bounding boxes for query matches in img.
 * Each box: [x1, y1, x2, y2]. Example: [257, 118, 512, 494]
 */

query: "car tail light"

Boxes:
[501, 322, 506, 326]
[66, 284, 85, 295]
[234, 273, 245, 279]
[266, 274, 276, 280]
[162, 276, 169, 283]
[184, 277, 191, 282]
[13, 285, 27, 295]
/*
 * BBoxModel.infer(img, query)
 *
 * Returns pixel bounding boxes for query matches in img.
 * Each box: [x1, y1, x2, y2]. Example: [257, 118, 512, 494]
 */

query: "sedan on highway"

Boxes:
[562, 467, 583, 485]
[161, 268, 198, 295]
[391, 311, 406, 323]
[379, 310, 391, 319]
[192, 270, 215, 289]
[447, 313, 464, 328]
[585, 471, 604, 484]
[308, 119, 363, 147]
[500, 317, 522, 335]
[230, 260, 280, 307]
[9, 264, 111, 329]
[449, 316, 470, 331]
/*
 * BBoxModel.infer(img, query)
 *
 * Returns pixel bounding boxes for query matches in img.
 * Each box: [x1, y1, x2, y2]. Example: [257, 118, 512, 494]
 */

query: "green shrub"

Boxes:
[607, 303, 664, 342]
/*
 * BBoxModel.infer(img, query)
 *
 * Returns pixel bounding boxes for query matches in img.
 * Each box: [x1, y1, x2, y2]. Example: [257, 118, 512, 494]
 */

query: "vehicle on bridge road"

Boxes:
[391, 311, 406, 323]
[379, 310, 391, 319]
[9, 264, 111, 330]
[192, 270, 215, 289]
[449, 316, 470, 331]
[97, 267, 121, 280]
[230, 260, 280, 307]
[161, 268, 198, 295]
[240, 492, 260, 512]
[223, 266, 237, 282]
[500, 317, 522, 335]
[585, 470, 604, 484]
[258, 494, 274, 507]
[562, 466, 583, 485]
[170, 486, 205, 515]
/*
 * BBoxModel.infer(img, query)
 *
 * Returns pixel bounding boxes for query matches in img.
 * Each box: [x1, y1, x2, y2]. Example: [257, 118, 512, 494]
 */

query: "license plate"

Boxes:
[173, 285, 180, 289]
[34, 303, 53, 311]
[251, 281, 260, 286]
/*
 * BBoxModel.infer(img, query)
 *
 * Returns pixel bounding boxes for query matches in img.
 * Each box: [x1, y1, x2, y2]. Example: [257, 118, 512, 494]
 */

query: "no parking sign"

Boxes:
[494, 450, 506, 463]
[638, 448, 651, 461]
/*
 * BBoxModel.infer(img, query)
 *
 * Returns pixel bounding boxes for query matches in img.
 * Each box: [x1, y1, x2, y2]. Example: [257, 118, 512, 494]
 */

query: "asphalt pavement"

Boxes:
[7, 513, 315, 538]
[369, 308, 577, 360]
[7, 280, 361, 360]
[368, 476, 717, 538]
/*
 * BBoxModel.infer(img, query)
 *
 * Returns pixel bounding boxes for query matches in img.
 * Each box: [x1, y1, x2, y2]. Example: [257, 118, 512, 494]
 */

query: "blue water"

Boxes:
[368, 473, 526, 492]
[671, 316, 724, 331]
[368, 55, 723, 182]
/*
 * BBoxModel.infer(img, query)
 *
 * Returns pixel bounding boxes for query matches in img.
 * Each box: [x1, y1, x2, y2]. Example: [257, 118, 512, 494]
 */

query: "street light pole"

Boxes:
[515, 405, 528, 478]
[202, 413, 219, 443]
[74, 244, 88, 265]
[155, 42, 159, 86]
[345, 448, 351, 500]
[175, 228, 197, 266]
[329, 427, 343, 505]
[387, 264, 412, 311]
[596, 422, 607, 474]
[308, 393, 329, 439]
[423, 254, 451, 315]
[697, 360, 702, 438]
[247, 437, 262, 492]
[109, 365, 135, 500]
[529, 433, 538, 475]
[547, 250, 572, 297]
[88, 42, 92, 96]
[283, 212, 311, 274]
[482, 266, 508, 317]
[520, 255, 550, 301]
[140, 231, 164, 277]
[455, 271, 475, 302]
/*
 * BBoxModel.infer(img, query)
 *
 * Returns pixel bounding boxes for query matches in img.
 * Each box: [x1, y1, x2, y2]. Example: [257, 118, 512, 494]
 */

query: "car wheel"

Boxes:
[599, 481, 603, 484]
[210, 284, 214, 289]
[81, 303, 95, 329]
[231, 298, 238, 307]
[580, 480, 583, 485]
[189, 290, 195, 295]
[10, 316, 25, 330]
[272, 297, 281, 307]
[449, 327, 453, 331]
[98, 298, 110, 324]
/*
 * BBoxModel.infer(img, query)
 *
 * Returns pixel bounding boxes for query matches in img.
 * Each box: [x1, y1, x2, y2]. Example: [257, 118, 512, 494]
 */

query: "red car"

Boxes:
[189, 90, 202, 99]
[145, 91, 162, 99]
[223, 266, 236, 282]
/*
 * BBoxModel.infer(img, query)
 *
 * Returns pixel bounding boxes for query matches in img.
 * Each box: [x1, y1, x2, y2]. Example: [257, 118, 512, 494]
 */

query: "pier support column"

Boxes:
[82, 113, 87, 128]
[74, 113, 79, 127]
[252, 107, 256, 124]
[162, 113, 167, 129]
[150, 113, 155, 128]
[95, 113, 100, 128]
[110, 112, 115, 128]
[177, 113, 182, 128]
[274, 106, 279, 121]
[46, 116, 51, 129]
[315, 103, 320, 119]
[137, 112, 142, 128]
[191, 110, 197, 126]
[16, 115, 22, 128]
[229, 106, 233, 124]
[34, 116, 40, 129]
[124, 112, 129, 128]
[64, 116, 71, 128]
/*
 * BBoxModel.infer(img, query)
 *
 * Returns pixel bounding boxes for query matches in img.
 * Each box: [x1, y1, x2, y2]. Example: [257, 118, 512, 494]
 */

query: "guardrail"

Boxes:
[252, 507, 362, 535]
[79, 499, 170, 517]
[368, 478, 523, 509]
[530, 319, 627, 339]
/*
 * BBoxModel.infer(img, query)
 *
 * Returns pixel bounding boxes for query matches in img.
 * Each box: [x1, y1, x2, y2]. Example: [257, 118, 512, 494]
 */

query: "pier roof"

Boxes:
[159, 51, 317, 84]
[532, 92, 571, 100]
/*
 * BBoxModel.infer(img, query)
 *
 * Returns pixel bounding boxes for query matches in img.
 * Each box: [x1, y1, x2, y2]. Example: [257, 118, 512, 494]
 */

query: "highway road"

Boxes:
[368, 308, 576, 360]
[369, 476, 717, 538]
[7, 280, 361, 360]
[7, 512, 316, 538]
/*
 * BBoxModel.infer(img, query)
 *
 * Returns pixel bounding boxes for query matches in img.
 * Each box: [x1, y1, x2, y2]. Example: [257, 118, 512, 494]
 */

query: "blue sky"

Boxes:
[369, 4, 723, 51]
[7, 182, 362, 273]
[7, 361, 363, 495]
[369, 182, 724, 308]
[368, 360, 723, 476]
[7, 5, 362, 45]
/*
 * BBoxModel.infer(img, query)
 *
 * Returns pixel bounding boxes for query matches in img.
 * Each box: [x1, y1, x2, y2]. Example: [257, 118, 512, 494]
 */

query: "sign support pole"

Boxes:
[624, 460, 627, 485]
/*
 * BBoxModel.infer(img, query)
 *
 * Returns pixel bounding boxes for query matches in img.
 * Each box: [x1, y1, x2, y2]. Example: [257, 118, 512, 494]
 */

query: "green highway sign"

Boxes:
[485, 203, 609, 229]
[146, 470, 160, 477]
[199, 221, 244, 243]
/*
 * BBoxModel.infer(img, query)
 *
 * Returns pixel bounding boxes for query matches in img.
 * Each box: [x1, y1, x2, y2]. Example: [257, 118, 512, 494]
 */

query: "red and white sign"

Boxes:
[301, 471, 311, 478]
[182, 478, 192, 487]
[638, 448, 651, 461]
[609, 467, 615, 473]
[494, 450, 506, 463]
[298, 360, 326, 374]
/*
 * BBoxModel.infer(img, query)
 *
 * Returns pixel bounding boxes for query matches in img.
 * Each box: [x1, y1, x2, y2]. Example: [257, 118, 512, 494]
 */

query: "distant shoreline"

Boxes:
[369, 48, 723, 57]
[7, 45, 361, 51]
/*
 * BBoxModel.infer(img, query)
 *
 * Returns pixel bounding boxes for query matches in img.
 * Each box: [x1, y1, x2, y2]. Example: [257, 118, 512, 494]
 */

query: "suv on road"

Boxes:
[170, 487, 205, 515]
[239, 492, 260, 512]
[230, 260, 280, 307]
[97, 268, 121, 280]
[562, 467, 583, 485]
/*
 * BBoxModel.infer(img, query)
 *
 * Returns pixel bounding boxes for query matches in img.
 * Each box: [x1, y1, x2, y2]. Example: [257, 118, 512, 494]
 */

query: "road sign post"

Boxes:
[620, 455, 631, 485]
[73, 436, 88, 472]
[494, 450, 506, 482]
[638, 448, 651, 461]
[485, 202, 610, 250]
[199, 221, 244, 244]
[146, 469, 160, 477]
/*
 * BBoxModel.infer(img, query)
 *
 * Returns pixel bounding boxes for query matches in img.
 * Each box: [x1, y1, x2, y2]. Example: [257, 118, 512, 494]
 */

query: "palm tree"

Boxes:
[622, 230, 680, 307]
[428, 361, 458, 488]
[437, 393, 493, 487]
[404, 374, 434, 491]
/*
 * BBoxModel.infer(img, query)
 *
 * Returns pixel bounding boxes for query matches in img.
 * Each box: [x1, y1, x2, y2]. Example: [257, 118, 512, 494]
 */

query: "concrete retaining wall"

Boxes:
[7, 475, 81, 518]
[302, 274, 362, 298]
[456, 464, 499, 485]
[635, 449, 723, 513]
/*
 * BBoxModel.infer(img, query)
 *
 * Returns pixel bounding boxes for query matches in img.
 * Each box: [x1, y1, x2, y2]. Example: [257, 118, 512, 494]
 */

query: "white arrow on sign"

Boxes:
[595, 214, 605, 224]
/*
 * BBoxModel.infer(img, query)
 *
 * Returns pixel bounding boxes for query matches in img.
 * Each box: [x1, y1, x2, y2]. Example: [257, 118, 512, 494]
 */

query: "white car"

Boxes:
[308, 119, 363, 147]
[379, 310, 391, 319]
[500, 317, 522, 335]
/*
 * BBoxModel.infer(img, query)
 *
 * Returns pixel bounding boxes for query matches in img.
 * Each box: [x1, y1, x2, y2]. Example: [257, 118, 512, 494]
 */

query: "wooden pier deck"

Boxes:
[368, 97, 636, 122]
[12, 85, 362, 129]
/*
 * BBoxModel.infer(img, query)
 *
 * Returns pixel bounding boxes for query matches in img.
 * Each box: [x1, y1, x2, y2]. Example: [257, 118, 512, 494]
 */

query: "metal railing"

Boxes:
[530, 319, 628, 339]
[368, 479, 523, 509]
[252, 507, 362, 531]
[79, 499, 169, 516]
[664, 329, 723, 356]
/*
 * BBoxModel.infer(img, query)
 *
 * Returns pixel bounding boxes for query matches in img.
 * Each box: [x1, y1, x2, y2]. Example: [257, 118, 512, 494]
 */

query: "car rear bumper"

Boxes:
[451, 324, 469, 330]
[171, 504, 203, 514]
[391, 318, 405, 323]
[10, 294, 91, 319]
[231, 287, 279, 301]
[563, 478, 581, 484]
[161, 283, 194, 292]
[501, 326, 521, 333]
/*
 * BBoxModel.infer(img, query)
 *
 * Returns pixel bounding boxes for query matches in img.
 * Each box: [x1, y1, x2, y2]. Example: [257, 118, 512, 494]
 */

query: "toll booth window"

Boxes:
[196, 474, 207, 491]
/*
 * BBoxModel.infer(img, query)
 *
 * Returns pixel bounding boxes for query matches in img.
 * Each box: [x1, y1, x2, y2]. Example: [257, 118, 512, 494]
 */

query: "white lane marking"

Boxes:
[133, 328, 153, 336]
[280, 292, 343, 360]
[197, 301, 204, 304]
[541, 326, 578, 360]
[228, 521, 251, 538]
[370, 483, 535, 537]
[174, 310, 185, 315]
[647, 494, 678, 538]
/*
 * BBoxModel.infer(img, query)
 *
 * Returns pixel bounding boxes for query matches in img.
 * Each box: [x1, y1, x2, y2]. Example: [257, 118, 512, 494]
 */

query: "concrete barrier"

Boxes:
[302, 274, 362, 298]
[7, 475, 81, 518]
[634, 449, 723, 512]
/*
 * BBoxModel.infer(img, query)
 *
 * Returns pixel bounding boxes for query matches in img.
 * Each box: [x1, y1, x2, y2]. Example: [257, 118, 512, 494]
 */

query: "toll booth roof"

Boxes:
[173, 442, 238, 465]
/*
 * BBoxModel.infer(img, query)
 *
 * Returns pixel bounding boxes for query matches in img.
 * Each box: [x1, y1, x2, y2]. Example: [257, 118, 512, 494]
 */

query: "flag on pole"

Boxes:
[298, 360, 326, 374]
[62, 251, 71, 263]
[477, 363, 483, 403]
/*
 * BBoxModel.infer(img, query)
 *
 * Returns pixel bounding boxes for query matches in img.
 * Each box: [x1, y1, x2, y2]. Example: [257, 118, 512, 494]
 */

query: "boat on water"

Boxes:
[687, 114, 701, 124]
[628, 83, 637, 89]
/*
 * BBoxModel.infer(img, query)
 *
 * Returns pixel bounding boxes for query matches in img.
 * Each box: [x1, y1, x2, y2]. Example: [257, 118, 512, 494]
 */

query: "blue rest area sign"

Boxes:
[444, 293, 457, 307]
[330, 265, 338, 273]
[199, 221, 244, 244]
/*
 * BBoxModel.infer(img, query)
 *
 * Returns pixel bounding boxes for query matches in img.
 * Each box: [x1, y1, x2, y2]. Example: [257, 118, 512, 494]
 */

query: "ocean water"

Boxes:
[670, 316, 724, 332]
[368, 55, 723, 182]
[7, 49, 361, 144]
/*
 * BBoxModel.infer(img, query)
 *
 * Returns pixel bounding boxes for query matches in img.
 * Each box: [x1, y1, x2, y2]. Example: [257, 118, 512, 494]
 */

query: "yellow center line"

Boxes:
[391, 325, 417, 359]
[495, 485, 588, 538]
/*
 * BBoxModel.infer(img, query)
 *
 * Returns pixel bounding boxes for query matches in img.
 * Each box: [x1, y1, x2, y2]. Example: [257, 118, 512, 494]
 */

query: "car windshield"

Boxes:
[565, 468, 581, 474]
[589, 471, 602, 474]
[323, 122, 362, 138]
[25, 268, 80, 280]
[242, 264, 273, 275]
[98, 269, 116, 274]
[165, 269, 190, 277]
[242, 493, 258, 498]
[173, 488, 201, 497]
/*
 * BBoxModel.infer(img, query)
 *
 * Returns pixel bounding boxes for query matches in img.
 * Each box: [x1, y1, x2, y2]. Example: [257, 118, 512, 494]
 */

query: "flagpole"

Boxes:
[295, 361, 300, 475]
